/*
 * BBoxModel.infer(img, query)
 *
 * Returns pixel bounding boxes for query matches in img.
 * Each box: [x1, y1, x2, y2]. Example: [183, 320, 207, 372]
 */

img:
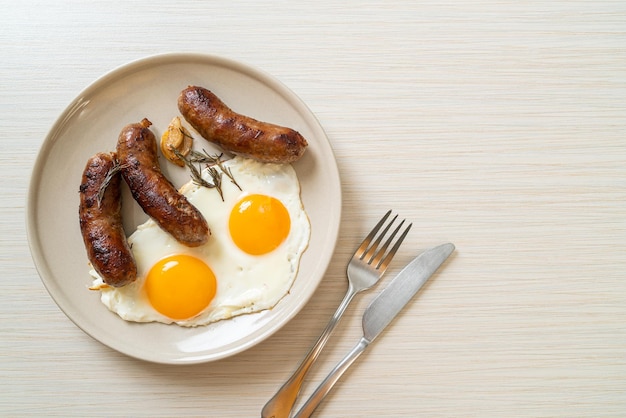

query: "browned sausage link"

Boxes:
[116, 118, 209, 247]
[79, 152, 137, 287]
[178, 86, 308, 164]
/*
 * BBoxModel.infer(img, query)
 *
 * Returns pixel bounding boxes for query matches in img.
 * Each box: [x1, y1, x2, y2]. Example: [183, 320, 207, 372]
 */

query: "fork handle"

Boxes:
[292, 337, 370, 418]
[261, 284, 357, 418]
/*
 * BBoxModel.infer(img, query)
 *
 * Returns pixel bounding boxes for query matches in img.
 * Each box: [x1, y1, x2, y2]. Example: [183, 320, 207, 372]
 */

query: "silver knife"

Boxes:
[292, 243, 455, 418]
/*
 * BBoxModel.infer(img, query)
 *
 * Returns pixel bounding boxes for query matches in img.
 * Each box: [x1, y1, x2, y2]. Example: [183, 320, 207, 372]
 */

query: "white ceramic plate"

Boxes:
[26, 53, 341, 364]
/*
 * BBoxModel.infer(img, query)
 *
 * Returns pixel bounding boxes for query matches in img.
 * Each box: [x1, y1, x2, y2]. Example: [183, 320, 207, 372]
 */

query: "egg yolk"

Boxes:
[229, 194, 291, 255]
[144, 255, 217, 320]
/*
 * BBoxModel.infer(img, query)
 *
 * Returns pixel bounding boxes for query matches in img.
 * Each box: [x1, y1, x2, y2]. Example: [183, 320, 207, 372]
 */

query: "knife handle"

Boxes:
[292, 337, 370, 418]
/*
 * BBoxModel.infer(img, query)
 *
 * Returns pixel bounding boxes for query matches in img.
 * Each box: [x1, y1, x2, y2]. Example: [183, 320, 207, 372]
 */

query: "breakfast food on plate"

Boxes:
[80, 85, 311, 326]
[160, 116, 193, 167]
[79, 152, 137, 287]
[90, 156, 310, 326]
[178, 86, 308, 164]
[116, 118, 210, 247]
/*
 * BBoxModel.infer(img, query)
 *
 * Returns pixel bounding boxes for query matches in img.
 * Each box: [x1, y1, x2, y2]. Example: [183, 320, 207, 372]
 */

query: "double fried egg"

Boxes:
[90, 156, 310, 327]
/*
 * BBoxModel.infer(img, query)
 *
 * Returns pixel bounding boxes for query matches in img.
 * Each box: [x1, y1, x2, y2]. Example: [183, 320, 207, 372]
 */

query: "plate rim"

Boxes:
[26, 52, 342, 364]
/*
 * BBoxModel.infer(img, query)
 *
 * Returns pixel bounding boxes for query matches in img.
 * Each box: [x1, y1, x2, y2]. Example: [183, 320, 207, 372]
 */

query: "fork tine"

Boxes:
[362, 214, 398, 263]
[369, 219, 405, 267]
[377, 222, 412, 272]
[353, 210, 392, 259]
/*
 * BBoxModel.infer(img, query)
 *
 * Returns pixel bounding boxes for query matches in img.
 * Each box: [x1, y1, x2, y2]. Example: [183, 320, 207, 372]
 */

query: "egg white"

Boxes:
[90, 156, 310, 327]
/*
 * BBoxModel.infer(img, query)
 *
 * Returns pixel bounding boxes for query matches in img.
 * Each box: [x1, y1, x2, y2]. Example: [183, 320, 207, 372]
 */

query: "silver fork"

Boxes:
[261, 211, 411, 418]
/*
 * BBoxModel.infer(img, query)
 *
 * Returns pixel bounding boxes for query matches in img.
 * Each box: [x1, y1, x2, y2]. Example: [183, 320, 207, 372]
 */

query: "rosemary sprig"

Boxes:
[97, 162, 129, 208]
[172, 147, 226, 201]
[172, 147, 215, 188]
[188, 149, 242, 191]
[208, 165, 223, 201]
[187, 149, 214, 163]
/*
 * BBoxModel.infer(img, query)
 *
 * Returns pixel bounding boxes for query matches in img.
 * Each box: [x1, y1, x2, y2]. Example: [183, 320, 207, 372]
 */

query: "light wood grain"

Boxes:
[2, 1, 625, 416]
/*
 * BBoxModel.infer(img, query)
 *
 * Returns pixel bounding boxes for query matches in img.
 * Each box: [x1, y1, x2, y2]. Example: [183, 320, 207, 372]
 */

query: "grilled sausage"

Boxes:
[178, 86, 308, 163]
[79, 152, 137, 287]
[116, 118, 210, 247]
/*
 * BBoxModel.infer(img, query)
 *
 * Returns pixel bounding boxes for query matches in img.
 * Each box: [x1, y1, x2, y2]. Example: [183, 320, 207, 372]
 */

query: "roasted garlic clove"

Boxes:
[160, 116, 193, 167]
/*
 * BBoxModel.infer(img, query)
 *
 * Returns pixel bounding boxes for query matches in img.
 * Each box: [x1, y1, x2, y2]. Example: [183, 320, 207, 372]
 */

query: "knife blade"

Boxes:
[293, 243, 455, 418]
[362, 242, 455, 342]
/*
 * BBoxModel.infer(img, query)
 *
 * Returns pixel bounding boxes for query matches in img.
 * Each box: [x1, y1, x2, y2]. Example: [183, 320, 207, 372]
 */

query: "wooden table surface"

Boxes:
[2, 1, 625, 416]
